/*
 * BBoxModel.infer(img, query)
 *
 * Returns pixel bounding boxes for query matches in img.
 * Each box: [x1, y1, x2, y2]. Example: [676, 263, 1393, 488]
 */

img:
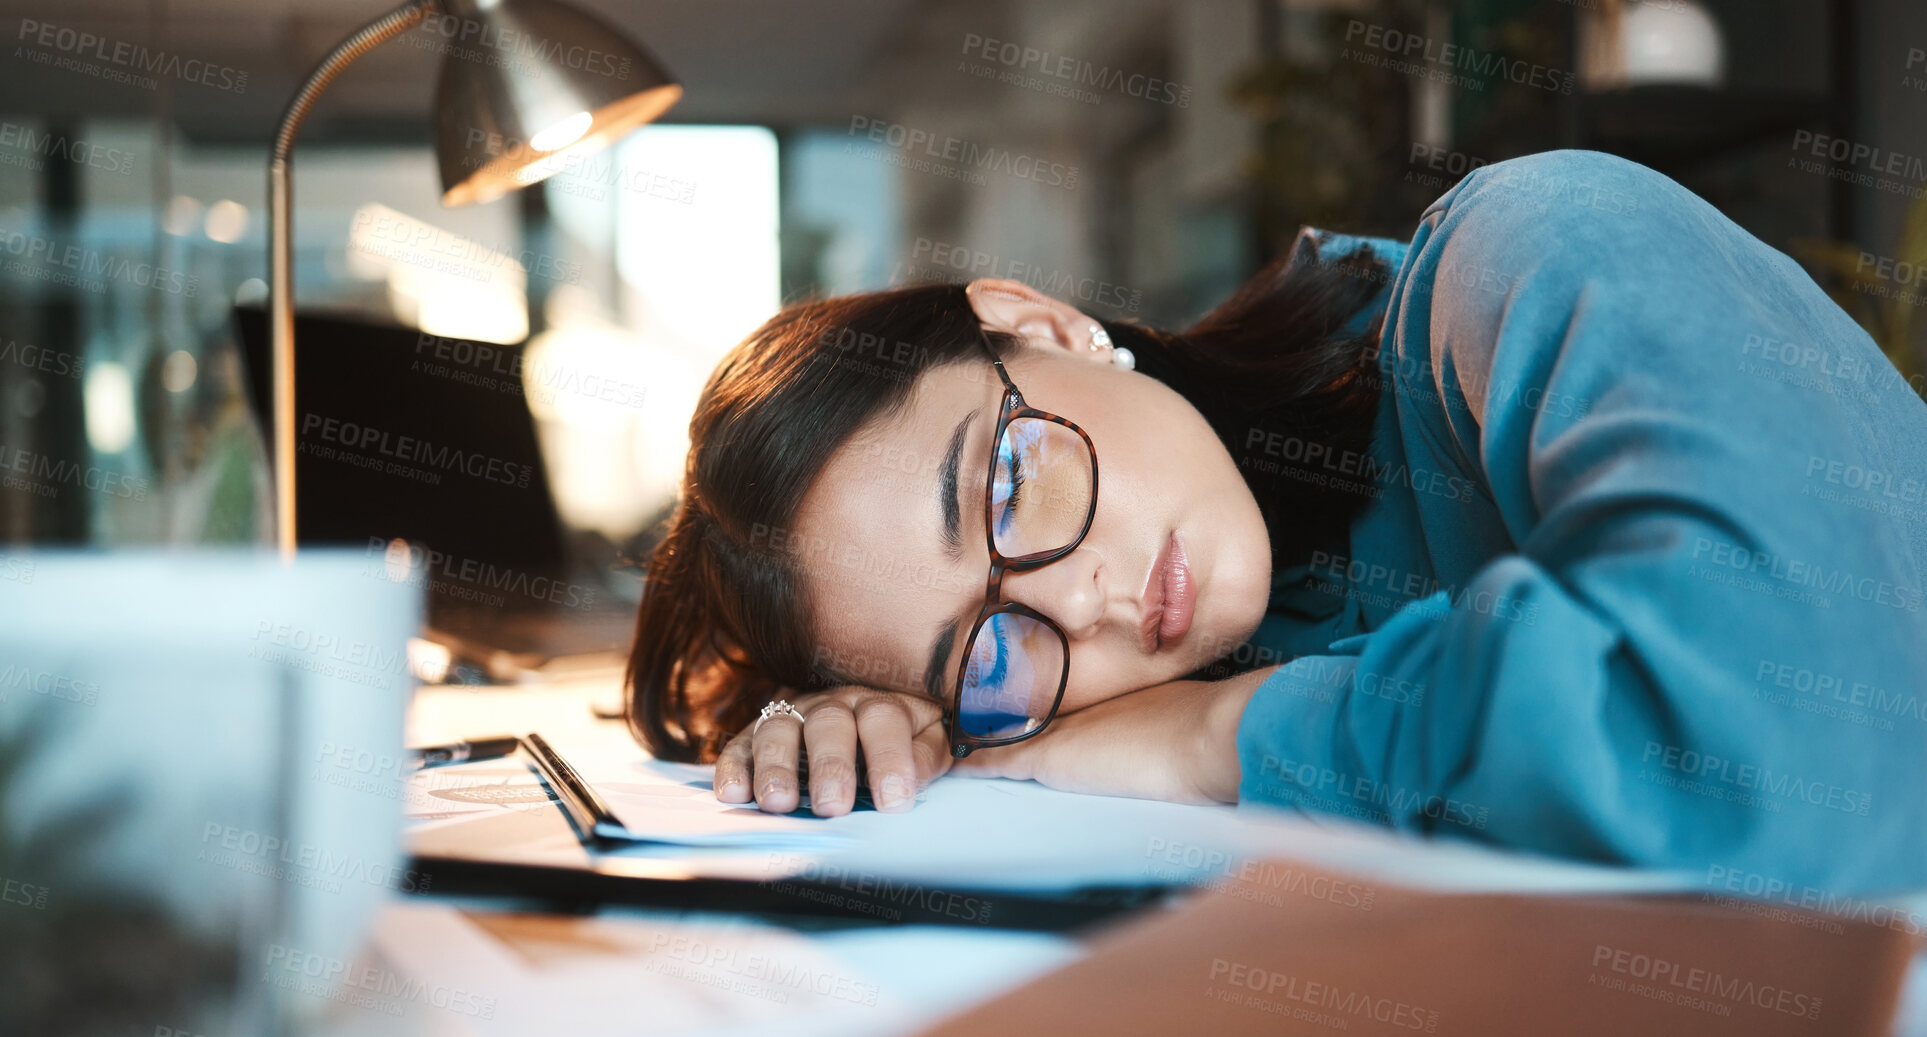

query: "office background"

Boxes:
[0, 0, 1922, 587]
[5, 2, 1927, 1033]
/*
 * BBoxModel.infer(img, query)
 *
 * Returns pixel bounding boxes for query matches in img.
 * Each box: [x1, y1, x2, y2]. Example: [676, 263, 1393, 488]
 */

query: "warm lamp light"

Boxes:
[268, 0, 681, 558]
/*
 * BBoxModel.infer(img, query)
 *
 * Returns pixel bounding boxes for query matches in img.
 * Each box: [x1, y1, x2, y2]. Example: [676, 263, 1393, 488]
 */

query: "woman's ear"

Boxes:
[965, 278, 1103, 359]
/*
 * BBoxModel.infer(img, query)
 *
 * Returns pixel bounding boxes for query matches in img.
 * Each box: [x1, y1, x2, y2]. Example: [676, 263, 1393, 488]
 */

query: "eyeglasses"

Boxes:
[945, 337, 1099, 758]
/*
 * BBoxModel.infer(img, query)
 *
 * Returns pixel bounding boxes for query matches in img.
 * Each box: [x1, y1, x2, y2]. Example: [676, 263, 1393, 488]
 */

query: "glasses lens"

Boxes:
[957, 612, 1064, 740]
[990, 417, 1094, 558]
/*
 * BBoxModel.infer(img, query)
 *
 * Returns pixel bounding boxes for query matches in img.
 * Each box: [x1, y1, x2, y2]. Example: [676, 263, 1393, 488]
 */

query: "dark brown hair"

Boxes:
[625, 234, 1393, 761]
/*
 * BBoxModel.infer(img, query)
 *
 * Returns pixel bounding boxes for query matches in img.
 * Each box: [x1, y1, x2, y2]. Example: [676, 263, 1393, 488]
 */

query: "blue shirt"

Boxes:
[1234, 150, 1927, 896]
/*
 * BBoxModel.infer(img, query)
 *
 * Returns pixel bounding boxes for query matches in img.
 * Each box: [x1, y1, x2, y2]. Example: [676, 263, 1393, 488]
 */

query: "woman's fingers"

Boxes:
[855, 695, 936, 812]
[714, 729, 756, 804]
[802, 702, 860, 817]
[748, 710, 806, 813]
[713, 687, 954, 815]
[910, 715, 956, 785]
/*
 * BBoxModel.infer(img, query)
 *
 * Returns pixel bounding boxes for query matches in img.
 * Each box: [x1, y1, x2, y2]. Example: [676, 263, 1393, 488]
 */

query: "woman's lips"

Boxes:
[1160, 533, 1196, 647]
[1140, 531, 1196, 653]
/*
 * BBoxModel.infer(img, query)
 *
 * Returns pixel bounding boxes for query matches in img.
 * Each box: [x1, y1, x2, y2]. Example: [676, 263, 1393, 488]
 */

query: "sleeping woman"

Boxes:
[623, 149, 1927, 894]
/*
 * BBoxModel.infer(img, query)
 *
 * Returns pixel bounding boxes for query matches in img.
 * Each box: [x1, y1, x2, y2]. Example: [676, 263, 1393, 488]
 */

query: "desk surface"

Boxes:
[295, 676, 1927, 1037]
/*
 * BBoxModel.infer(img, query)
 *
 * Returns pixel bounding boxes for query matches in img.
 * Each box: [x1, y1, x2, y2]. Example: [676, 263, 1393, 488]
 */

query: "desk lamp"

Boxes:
[268, 0, 681, 558]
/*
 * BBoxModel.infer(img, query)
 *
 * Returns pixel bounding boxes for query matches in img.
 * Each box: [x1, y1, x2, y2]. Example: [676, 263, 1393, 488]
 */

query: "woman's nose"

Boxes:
[1001, 546, 1106, 639]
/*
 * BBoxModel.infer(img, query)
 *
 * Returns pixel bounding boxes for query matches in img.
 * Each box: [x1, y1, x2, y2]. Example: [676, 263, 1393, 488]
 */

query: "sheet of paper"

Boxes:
[404, 753, 852, 850]
[587, 757, 853, 849]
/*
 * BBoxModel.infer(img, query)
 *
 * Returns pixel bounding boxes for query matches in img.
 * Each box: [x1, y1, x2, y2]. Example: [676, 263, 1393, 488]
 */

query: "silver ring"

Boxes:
[752, 699, 804, 735]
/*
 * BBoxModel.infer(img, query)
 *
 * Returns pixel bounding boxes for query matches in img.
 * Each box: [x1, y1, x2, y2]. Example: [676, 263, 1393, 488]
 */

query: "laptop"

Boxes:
[232, 306, 639, 676]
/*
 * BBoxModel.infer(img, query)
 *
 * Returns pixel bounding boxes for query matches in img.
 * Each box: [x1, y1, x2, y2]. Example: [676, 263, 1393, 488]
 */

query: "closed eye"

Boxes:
[996, 440, 1025, 537]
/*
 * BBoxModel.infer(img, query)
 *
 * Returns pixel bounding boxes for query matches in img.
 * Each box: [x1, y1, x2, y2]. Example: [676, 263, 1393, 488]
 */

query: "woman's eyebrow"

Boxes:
[937, 407, 977, 559]
[925, 406, 980, 700]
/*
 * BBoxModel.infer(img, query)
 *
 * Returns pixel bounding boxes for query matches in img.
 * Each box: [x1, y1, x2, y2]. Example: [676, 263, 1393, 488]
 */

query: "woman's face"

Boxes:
[789, 279, 1274, 717]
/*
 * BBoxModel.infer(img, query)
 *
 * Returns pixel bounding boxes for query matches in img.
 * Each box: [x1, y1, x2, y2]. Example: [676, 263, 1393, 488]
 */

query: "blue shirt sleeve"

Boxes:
[1235, 150, 1927, 895]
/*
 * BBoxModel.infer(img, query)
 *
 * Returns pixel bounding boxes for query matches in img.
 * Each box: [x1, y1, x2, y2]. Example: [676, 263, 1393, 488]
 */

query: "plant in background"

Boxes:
[1791, 193, 1927, 404]
[1229, 0, 1573, 254]
[0, 706, 237, 1036]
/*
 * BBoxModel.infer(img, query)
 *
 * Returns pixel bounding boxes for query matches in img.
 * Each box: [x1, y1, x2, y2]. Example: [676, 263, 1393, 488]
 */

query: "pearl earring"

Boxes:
[1090, 323, 1134, 371]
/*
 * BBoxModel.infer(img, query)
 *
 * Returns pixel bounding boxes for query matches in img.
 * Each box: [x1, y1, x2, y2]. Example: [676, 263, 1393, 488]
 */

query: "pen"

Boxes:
[523, 732, 625, 843]
[409, 735, 522, 770]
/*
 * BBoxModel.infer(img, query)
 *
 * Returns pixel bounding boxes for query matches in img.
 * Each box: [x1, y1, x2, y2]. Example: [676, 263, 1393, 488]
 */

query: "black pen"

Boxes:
[409, 735, 522, 770]
[523, 732, 625, 843]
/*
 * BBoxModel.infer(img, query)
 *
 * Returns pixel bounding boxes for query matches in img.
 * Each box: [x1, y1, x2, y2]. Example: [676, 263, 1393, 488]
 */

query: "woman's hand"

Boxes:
[953, 668, 1276, 804]
[713, 686, 952, 816]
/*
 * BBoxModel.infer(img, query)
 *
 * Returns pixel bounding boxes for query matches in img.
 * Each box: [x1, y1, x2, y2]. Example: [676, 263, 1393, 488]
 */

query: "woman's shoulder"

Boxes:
[1413, 149, 1736, 277]
[1446, 148, 1684, 217]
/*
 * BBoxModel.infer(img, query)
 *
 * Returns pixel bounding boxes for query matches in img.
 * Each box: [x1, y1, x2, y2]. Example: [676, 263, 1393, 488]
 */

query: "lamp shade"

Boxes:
[432, 0, 682, 207]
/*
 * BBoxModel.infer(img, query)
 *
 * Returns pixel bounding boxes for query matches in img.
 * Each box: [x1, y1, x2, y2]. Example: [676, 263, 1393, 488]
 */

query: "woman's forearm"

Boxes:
[958, 664, 1282, 805]
[1186, 664, 1280, 802]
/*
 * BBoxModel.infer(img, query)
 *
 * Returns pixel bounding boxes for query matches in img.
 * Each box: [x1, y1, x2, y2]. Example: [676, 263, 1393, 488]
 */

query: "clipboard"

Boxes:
[400, 733, 1177, 932]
